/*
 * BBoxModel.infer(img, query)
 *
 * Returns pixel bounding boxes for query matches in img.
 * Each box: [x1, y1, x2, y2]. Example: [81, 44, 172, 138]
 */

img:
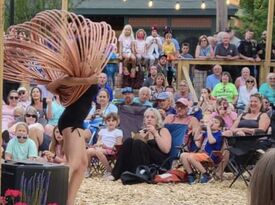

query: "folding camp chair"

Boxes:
[226, 134, 272, 187]
[160, 123, 188, 169]
[117, 104, 147, 140]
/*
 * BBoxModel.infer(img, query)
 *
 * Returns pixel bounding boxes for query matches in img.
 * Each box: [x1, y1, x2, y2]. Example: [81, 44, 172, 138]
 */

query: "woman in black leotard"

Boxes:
[47, 75, 98, 204]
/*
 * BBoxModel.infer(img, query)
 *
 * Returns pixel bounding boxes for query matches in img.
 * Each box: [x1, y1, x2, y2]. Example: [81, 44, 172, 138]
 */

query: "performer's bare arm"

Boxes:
[47, 75, 97, 94]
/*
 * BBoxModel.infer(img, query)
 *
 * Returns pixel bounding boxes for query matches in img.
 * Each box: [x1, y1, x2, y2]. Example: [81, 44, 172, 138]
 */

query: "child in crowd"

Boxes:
[180, 43, 193, 59]
[43, 126, 66, 164]
[162, 32, 176, 61]
[134, 29, 148, 69]
[5, 122, 38, 160]
[118, 24, 136, 78]
[180, 116, 225, 184]
[86, 113, 123, 179]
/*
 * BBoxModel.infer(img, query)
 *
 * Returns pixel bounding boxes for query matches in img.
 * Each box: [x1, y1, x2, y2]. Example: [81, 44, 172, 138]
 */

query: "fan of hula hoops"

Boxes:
[4, 9, 117, 106]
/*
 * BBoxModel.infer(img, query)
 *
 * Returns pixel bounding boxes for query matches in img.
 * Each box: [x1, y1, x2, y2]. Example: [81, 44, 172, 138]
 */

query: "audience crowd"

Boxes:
[2, 25, 275, 186]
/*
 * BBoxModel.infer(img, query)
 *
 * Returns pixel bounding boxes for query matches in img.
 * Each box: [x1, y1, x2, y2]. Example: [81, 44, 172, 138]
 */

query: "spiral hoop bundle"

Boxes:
[4, 10, 117, 106]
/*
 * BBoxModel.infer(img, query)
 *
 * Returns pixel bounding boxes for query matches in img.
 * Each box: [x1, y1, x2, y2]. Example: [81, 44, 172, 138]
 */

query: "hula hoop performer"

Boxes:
[4, 10, 117, 204]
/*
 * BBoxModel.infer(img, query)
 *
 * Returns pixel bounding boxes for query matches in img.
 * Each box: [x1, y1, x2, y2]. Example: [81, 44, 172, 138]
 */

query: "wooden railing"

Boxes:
[175, 59, 275, 102]
[108, 58, 275, 102]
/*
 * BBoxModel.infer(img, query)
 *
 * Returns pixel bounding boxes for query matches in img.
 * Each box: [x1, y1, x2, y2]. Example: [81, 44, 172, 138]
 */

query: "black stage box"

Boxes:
[1, 160, 69, 205]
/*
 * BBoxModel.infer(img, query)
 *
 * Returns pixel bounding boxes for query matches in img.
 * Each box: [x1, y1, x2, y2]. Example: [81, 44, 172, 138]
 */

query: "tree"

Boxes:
[234, 0, 274, 40]
[4, 0, 85, 30]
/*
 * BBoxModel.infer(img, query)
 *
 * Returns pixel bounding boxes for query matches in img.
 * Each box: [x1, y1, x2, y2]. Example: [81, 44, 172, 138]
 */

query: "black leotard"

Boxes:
[58, 85, 98, 133]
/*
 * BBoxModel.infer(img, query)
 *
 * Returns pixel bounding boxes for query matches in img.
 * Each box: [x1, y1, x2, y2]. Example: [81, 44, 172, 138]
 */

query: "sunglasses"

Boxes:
[246, 80, 254, 83]
[25, 114, 37, 118]
[9, 96, 19, 100]
[17, 136, 27, 139]
[18, 91, 25, 95]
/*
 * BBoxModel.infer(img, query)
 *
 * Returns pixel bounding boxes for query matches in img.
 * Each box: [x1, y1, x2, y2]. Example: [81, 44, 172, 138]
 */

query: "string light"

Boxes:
[175, 1, 180, 10]
[201, 0, 206, 9]
[226, 0, 230, 5]
[123, 0, 127, 2]
[148, 0, 153, 8]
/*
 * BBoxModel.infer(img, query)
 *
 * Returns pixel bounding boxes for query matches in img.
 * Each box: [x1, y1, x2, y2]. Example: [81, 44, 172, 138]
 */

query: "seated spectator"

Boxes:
[17, 86, 30, 109]
[30, 86, 48, 126]
[113, 87, 140, 106]
[86, 89, 118, 123]
[42, 126, 66, 164]
[162, 32, 176, 61]
[180, 116, 225, 184]
[164, 98, 201, 139]
[174, 80, 193, 103]
[134, 29, 148, 69]
[86, 113, 123, 179]
[161, 26, 180, 57]
[198, 88, 216, 113]
[179, 43, 193, 59]
[133, 87, 153, 107]
[212, 98, 237, 129]
[146, 26, 162, 66]
[212, 72, 238, 105]
[155, 92, 176, 119]
[165, 85, 176, 94]
[5, 122, 38, 160]
[237, 77, 258, 111]
[96, 73, 113, 102]
[206, 64, 222, 90]
[119, 24, 136, 77]
[45, 95, 65, 137]
[156, 54, 168, 76]
[262, 97, 273, 117]
[194, 35, 214, 96]
[9, 106, 48, 150]
[231, 93, 270, 136]
[249, 148, 275, 205]
[235, 67, 257, 90]
[149, 73, 166, 102]
[257, 30, 275, 60]
[112, 108, 172, 180]
[143, 65, 158, 87]
[259, 73, 275, 104]
[2, 90, 19, 132]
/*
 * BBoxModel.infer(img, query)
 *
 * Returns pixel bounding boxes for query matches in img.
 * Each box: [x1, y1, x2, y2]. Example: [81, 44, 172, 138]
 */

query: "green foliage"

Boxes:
[235, 0, 274, 41]
[4, 0, 83, 30]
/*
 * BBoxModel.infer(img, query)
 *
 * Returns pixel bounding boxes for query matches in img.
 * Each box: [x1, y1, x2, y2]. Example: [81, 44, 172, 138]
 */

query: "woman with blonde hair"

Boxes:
[150, 73, 166, 101]
[112, 108, 172, 180]
[249, 148, 275, 205]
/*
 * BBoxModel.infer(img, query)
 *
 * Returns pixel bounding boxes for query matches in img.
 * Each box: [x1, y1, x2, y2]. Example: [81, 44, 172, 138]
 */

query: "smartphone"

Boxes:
[95, 103, 101, 110]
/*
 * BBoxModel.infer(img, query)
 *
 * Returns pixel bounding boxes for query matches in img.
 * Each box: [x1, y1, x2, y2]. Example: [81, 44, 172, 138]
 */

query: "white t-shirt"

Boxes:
[98, 128, 123, 148]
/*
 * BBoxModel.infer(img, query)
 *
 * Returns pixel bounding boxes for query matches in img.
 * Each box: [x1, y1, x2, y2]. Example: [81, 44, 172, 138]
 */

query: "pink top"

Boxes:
[211, 111, 238, 129]
[2, 105, 16, 131]
[135, 40, 146, 54]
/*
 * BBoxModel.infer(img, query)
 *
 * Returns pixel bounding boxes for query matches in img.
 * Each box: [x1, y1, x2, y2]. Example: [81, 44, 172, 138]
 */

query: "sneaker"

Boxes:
[104, 172, 115, 181]
[187, 174, 196, 185]
[199, 173, 212, 184]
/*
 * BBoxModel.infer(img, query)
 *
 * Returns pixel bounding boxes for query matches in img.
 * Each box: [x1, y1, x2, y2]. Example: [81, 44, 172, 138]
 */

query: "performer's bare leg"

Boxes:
[62, 128, 87, 205]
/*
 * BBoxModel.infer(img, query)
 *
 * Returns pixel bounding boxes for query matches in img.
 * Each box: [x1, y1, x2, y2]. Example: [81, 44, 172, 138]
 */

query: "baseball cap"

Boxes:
[121, 87, 134, 94]
[159, 53, 167, 60]
[157, 92, 169, 100]
[176, 98, 191, 107]
[151, 26, 158, 31]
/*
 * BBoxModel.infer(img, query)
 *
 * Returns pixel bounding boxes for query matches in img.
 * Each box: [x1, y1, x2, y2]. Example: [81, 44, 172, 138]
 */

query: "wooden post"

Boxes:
[216, 0, 228, 32]
[264, 0, 274, 75]
[0, 0, 5, 193]
[62, 0, 68, 11]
